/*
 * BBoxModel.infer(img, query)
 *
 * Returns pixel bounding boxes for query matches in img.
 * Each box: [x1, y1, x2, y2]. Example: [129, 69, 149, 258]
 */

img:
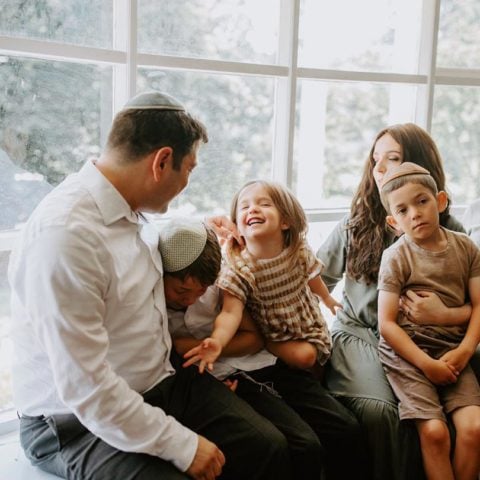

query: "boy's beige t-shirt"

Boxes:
[378, 227, 480, 342]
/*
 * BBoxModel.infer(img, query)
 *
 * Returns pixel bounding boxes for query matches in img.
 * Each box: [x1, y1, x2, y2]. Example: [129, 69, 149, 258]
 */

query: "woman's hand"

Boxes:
[400, 290, 471, 326]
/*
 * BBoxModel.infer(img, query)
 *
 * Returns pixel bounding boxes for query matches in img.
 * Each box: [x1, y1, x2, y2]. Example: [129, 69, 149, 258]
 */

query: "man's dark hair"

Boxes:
[107, 109, 208, 169]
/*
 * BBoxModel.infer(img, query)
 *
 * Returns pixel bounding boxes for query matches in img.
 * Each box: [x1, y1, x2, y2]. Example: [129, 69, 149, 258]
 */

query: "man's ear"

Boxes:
[436, 191, 448, 213]
[386, 215, 403, 235]
[152, 147, 173, 182]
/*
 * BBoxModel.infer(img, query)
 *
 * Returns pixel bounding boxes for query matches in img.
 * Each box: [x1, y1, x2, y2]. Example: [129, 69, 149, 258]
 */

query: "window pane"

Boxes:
[138, 0, 280, 64]
[437, 0, 480, 68]
[0, 251, 13, 414]
[293, 80, 418, 209]
[299, 0, 423, 73]
[0, 56, 111, 230]
[138, 68, 275, 216]
[0, 0, 113, 48]
[432, 86, 480, 205]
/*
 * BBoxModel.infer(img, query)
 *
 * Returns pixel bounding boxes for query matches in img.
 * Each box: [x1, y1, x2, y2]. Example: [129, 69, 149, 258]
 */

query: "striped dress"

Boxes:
[216, 242, 332, 365]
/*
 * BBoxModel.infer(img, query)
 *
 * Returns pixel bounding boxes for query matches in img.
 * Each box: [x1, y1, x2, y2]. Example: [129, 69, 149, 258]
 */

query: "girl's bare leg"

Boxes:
[266, 340, 317, 370]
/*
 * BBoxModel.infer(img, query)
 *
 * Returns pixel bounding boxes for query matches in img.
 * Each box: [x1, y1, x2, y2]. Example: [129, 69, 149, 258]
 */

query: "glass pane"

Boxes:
[0, 0, 113, 48]
[0, 56, 111, 230]
[138, 0, 280, 64]
[0, 251, 13, 414]
[138, 68, 275, 216]
[299, 0, 423, 73]
[432, 86, 480, 205]
[437, 0, 480, 68]
[293, 80, 418, 209]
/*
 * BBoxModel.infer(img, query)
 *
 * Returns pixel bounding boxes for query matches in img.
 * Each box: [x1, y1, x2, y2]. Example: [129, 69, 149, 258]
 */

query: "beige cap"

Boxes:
[123, 91, 185, 111]
[380, 162, 431, 189]
[158, 218, 207, 272]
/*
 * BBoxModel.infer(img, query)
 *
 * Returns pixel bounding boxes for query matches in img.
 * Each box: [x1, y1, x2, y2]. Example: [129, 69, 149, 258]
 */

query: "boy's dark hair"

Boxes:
[165, 227, 221, 287]
[107, 109, 208, 169]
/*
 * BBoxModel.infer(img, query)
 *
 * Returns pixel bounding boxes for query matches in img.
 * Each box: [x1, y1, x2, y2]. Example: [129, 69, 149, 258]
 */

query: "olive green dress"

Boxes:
[317, 214, 480, 480]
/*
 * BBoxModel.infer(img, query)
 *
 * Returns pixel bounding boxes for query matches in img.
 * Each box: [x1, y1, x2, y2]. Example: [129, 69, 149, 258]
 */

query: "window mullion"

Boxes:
[415, 0, 441, 131]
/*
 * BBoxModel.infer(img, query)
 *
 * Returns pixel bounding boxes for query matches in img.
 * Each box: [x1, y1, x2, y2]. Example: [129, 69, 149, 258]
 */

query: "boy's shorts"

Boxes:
[378, 337, 480, 421]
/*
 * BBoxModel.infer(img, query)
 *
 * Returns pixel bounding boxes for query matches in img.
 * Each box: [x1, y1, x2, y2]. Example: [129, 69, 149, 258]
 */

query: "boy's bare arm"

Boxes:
[378, 290, 457, 385]
[173, 336, 202, 355]
[441, 276, 480, 371]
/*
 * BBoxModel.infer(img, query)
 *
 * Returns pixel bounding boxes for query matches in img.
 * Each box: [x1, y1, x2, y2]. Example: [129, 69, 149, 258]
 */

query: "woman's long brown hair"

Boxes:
[347, 123, 450, 284]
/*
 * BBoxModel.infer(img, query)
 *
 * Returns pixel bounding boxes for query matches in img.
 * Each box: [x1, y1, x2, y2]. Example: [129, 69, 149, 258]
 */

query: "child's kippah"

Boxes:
[122, 91, 185, 111]
[380, 162, 431, 190]
[158, 218, 208, 272]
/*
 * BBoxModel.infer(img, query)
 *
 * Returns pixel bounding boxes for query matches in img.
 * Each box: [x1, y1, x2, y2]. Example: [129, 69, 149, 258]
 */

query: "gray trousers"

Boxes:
[19, 361, 293, 480]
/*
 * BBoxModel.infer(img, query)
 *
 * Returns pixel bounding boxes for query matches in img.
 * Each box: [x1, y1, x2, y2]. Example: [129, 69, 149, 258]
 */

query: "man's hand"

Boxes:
[186, 435, 225, 480]
[183, 338, 222, 373]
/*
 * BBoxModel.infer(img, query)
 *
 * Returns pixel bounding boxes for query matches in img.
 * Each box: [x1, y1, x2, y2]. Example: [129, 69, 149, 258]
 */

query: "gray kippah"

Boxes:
[123, 91, 185, 111]
[158, 218, 208, 272]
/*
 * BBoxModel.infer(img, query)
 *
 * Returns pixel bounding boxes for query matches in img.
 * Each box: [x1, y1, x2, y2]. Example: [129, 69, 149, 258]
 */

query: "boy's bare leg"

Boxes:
[416, 418, 454, 480]
[451, 405, 480, 480]
[266, 340, 317, 370]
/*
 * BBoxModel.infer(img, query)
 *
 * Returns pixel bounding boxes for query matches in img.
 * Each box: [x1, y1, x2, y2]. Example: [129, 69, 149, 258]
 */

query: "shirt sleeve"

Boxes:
[15, 225, 198, 472]
[303, 243, 324, 279]
[216, 262, 249, 304]
[378, 245, 405, 294]
[317, 216, 349, 292]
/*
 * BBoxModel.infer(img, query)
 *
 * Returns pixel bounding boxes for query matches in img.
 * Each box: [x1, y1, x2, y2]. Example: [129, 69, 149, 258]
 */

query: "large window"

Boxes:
[1, 0, 479, 420]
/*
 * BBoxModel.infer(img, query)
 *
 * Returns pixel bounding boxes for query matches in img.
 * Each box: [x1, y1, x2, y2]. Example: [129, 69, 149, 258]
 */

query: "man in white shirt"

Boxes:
[8, 91, 291, 480]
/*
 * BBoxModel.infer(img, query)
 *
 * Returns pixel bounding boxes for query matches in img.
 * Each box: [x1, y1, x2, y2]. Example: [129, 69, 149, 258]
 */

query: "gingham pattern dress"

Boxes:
[216, 242, 332, 365]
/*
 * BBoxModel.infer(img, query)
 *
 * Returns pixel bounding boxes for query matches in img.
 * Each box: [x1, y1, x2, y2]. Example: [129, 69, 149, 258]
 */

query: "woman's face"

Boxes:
[372, 133, 403, 191]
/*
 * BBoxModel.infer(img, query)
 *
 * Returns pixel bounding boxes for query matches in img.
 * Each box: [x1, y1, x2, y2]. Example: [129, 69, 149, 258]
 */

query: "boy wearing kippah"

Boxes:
[159, 218, 368, 480]
[377, 162, 480, 480]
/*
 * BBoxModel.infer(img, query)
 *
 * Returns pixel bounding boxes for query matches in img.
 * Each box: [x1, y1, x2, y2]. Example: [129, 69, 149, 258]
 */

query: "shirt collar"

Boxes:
[78, 159, 139, 226]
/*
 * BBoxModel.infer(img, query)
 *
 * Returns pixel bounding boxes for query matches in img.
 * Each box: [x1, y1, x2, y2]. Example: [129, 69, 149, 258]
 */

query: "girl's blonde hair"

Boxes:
[228, 180, 308, 269]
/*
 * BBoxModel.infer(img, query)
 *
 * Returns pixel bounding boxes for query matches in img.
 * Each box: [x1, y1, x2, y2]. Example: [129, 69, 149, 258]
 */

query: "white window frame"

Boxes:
[0, 0, 479, 430]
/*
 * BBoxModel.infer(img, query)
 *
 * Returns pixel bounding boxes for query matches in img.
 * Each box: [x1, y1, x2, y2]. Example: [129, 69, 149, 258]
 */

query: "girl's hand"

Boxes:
[205, 216, 244, 247]
[183, 337, 222, 373]
[323, 295, 343, 316]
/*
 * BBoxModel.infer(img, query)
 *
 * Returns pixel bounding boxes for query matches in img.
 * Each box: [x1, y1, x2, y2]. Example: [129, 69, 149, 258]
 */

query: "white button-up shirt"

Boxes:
[8, 160, 198, 471]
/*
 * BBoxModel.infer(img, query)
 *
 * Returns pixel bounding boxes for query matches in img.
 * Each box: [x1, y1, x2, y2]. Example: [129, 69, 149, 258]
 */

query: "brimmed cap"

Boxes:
[158, 218, 207, 272]
[123, 91, 185, 111]
[380, 162, 431, 189]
